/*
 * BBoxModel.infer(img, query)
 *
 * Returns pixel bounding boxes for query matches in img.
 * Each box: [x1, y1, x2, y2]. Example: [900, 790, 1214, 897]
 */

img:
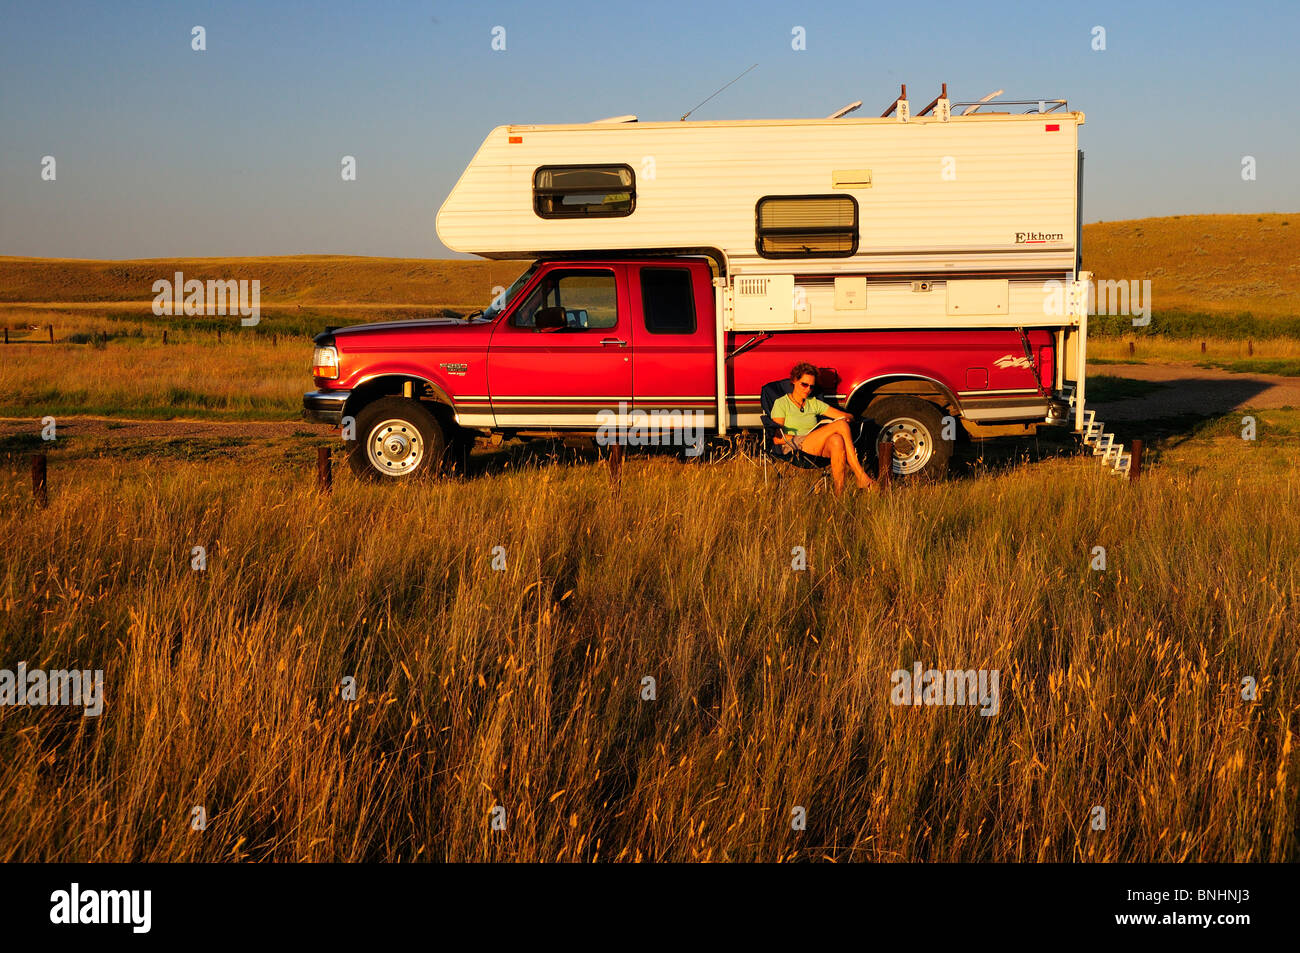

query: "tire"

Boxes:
[864, 396, 953, 481]
[347, 397, 446, 481]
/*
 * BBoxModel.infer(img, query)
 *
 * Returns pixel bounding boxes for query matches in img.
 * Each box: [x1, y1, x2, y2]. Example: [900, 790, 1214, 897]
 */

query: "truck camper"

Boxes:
[305, 86, 1127, 480]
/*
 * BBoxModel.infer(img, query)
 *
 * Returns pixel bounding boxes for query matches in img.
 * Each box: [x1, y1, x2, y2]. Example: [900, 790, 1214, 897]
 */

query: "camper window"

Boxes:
[534, 165, 635, 218]
[640, 267, 696, 334]
[755, 195, 857, 258]
[511, 270, 619, 330]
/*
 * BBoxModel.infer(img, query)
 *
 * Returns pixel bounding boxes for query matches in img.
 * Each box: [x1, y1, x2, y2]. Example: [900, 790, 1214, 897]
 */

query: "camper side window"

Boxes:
[512, 271, 619, 330]
[755, 194, 858, 258]
[534, 165, 635, 218]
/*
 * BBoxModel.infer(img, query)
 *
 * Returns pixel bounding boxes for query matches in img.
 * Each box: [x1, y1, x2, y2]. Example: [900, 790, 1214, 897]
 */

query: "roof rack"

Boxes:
[952, 98, 1069, 115]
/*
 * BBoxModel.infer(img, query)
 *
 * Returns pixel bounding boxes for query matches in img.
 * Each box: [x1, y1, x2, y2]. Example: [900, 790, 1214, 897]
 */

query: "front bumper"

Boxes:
[303, 390, 349, 425]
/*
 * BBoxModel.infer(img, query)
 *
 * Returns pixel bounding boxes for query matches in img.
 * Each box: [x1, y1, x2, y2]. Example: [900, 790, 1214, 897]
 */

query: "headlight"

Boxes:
[312, 346, 339, 379]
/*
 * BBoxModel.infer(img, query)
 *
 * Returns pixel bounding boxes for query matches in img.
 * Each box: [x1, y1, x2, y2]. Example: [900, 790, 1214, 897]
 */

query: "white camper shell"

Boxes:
[435, 93, 1094, 435]
[437, 98, 1084, 328]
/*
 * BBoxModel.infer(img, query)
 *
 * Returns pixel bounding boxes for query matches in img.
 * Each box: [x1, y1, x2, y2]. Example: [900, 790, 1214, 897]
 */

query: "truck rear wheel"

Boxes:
[864, 396, 953, 481]
[348, 397, 446, 481]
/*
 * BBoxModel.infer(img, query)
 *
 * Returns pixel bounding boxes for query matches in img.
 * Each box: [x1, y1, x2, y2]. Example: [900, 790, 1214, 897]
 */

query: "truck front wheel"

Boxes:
[348, 397, 446, 481]
[864, 396, 953, 481]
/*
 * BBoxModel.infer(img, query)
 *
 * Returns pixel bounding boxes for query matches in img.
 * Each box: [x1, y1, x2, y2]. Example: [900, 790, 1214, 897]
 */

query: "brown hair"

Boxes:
[790, 362, 817, 383]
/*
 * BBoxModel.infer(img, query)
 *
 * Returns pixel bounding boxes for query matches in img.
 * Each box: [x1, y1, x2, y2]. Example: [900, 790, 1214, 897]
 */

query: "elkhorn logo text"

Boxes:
[0, 665, 103, 717]
[152, 272, 260, 326]
[1015, 231, 1065, 243]
[50, 883, 151, 933]
[596, 403, 705, 456]
[890, 663, 1000, 716]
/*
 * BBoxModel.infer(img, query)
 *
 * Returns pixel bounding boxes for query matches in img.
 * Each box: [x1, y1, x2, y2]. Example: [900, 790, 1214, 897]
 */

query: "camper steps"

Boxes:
[1063, 384, 1132, 477]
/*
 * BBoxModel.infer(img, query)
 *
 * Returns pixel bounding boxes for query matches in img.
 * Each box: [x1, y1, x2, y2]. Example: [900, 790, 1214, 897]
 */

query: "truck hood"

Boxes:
[316, 316, 493, 346]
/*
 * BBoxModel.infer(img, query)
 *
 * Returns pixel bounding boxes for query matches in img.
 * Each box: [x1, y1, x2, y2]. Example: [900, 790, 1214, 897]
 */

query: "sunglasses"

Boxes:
[794, 379, 814, 390]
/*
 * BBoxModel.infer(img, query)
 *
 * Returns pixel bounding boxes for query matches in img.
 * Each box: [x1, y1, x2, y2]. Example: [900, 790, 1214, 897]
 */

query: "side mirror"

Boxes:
[534, 306, 566, 331]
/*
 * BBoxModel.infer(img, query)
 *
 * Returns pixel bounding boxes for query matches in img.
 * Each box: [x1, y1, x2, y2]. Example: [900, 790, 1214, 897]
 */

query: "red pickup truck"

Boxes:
[303, 256, 1069, 481]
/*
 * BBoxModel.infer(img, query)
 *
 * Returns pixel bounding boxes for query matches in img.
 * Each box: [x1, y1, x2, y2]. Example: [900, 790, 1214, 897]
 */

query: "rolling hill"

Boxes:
[1, 213, 1295, 316]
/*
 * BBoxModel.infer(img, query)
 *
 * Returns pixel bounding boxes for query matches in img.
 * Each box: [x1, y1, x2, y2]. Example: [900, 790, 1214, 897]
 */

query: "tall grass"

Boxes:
[1090, 310, 1300, 340]
[1, 439, 1296, 861]
[0, 338, 304, 420]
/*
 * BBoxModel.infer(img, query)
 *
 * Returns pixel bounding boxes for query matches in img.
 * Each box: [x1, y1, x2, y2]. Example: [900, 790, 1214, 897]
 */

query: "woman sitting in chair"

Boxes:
[772, 362, 876, 496]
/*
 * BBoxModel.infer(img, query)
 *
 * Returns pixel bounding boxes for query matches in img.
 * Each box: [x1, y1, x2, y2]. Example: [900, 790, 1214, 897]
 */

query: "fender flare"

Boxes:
[341, 371, 456, 422]
[845, 374, 962, 417]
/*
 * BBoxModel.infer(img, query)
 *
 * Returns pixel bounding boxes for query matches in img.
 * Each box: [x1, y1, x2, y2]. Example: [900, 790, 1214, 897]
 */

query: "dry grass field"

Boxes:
[2, 214, 1294, 313]
[0, 255, 527, 307]
[2, 417, 1297, 862]
[1, 212, 1298, 862]
[2, 213, 1298, 422]
[1085, 213, 1300, 317]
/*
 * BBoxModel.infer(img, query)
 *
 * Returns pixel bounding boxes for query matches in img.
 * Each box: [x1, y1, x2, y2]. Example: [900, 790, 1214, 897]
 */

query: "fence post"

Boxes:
[1129, 439, 1143, 483]
[1128, 340, 1135, 356]
[608, 443, 623, 492]
[47, 325, 54, 344]
[1249, 340, 1254, 356]
[217, 328, 222, 344]
[162, 330, 168, 345]
[32, 453, 47, 507]
[317, 446, 332, 494]
[1201, 341, 1206, 354]
[877, 440, 894, 490]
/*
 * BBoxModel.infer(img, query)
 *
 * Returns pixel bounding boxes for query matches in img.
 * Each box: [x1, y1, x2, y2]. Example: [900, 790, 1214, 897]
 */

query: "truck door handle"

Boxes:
[599, 338, 628, 347]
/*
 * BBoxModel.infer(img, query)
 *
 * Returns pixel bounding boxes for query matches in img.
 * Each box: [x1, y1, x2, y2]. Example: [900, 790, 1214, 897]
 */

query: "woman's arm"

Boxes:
[822, 405, 853, 421]
[771, 415, 787, 444]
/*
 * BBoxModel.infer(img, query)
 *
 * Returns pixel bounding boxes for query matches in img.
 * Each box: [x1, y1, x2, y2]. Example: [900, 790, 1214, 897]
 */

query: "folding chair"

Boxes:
[758, 378, 876, 480]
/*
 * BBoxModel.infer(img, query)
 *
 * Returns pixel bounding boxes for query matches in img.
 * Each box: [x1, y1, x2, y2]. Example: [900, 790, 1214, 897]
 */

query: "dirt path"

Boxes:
[1085, 361, 1300, 421]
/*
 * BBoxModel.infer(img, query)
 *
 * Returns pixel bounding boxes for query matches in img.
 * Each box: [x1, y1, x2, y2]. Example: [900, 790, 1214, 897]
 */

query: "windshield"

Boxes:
[482, 262, 540, 320]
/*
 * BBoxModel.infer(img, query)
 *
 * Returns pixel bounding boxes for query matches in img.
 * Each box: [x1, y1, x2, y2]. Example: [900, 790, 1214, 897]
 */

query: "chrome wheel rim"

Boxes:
[881, 417, 933, 475]
[367, 419, 423, 475]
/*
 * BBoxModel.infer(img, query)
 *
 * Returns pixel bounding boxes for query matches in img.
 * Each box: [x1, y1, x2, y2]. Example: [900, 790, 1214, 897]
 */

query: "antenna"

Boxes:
[680, 64, 757, 121]
[961, 89, 1004, 115]
[826, 100, 863, 119]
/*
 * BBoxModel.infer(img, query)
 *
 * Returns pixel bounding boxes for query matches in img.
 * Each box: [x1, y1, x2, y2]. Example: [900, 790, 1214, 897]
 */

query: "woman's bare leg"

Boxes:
[802, 419, 873, 487]
[827, 433, 846, 496]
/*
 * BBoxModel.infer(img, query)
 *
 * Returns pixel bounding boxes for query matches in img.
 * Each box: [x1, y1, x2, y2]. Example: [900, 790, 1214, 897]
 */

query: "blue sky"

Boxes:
[1, 0, 1296, 259]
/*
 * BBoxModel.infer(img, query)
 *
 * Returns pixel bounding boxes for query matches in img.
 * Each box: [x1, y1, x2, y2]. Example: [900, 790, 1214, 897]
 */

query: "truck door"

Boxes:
[488, 263, 633, 427]
[630, 262, 717, 432]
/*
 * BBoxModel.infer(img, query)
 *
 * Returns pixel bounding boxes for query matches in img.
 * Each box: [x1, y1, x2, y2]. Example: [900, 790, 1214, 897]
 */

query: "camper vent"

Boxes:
[731, 274, 795, 329]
